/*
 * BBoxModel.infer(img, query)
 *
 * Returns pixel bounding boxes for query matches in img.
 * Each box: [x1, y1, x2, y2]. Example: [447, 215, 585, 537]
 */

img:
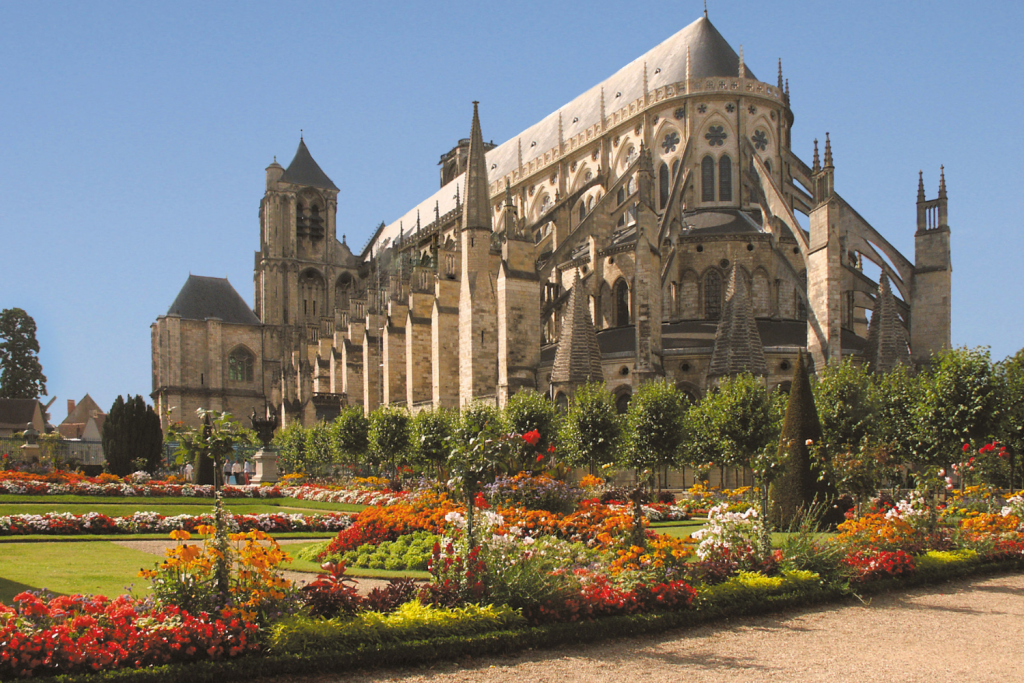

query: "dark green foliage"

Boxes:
[304, 420, 336, 478]
[915, 346, 999, 466]
[557, 382, 622, 473]
[502, 389, 559, 471]
[996, 349, 1024, 488]
[622, 380, 686, 473]
[769, 352, 826, 527]
[333, 406, 369, 464]
[411, 407, 455, 478]
[813, 359, 872, 456]
[101, 395, 163, 476]
[868, 364, 921, 465]
[272, 422, 307, 475]
[368, 405, 411, 479]
[0, 308, 47, 399]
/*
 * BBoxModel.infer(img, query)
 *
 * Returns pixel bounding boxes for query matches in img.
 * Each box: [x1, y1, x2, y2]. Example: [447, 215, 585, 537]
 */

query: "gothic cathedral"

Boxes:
[152, 14, 951, 429]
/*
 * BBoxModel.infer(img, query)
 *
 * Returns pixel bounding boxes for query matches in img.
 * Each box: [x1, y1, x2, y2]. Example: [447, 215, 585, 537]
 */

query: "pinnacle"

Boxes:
[708, 266, 768, 379]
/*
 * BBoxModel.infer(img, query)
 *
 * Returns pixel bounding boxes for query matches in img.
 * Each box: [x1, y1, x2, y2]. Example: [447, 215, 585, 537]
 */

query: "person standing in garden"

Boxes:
[243, 459, 252, 484]
[232, 459, 243, 485]
[184, 461, 194, 482]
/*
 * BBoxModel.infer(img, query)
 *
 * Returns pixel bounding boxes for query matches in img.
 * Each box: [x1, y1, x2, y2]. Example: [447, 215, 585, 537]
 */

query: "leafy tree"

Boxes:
[101, 395, 163, 476]
[996, 349, 1024, 489]
[502, 389, 559, 472]
[0, 308, 47, 399]
[169, 409, 249, 489]
[411, 407, 456, 479]
[558, 382, 622, 475]
[813, 359, 872, 457]
[868, 364, 921, 468]
[769, 352, 834, 528]
[332, 406, 369, 466]
[915, 346, 999, 467]
[305, 420, 336, 478]
[449, 401, 511, 548]
[368, 405, 411, 481]
[622, 381, 686, 544]
[272, 422, 307, 475]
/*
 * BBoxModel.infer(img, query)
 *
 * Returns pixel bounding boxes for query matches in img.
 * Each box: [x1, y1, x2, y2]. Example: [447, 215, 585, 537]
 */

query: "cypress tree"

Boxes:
[769, 351, 829, 527]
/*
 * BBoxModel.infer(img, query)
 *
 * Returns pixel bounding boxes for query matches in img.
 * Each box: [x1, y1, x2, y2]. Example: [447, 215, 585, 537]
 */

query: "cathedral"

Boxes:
[151, 13, 951, 429]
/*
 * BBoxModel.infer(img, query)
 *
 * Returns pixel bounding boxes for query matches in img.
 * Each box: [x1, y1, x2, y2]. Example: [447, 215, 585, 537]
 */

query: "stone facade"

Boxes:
[152, 14, 952, 427]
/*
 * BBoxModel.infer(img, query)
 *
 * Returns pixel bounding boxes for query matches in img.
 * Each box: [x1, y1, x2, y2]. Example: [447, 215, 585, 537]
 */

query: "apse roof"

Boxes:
[372, 15, 754, 257]
[280, 138, 339, 191]
[165, 275, 261, 325]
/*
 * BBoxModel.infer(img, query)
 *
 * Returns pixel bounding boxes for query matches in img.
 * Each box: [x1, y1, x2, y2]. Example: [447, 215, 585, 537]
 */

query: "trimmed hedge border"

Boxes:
[36, 556, 1024, 683]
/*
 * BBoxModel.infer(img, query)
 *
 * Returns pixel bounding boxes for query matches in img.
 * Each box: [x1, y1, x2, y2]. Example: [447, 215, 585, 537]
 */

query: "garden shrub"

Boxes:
[335, 530, 438, 572]
[483, 472, 582, 513]
[267, 601, 526, 654]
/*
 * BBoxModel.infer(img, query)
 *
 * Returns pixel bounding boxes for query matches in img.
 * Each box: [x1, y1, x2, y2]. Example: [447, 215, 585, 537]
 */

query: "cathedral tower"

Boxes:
[911, 169, 952, 365]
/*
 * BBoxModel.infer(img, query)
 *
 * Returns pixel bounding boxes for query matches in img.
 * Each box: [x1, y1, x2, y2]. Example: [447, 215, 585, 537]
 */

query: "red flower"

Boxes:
[963, 443, 971, 452]
[548, 444, 556, 454]
[522, 430, 541, 446]
[536, 454, 545, 463]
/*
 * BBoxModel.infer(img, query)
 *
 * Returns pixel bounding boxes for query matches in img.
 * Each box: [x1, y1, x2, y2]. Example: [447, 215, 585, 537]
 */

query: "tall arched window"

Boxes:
[578, 201, 586, 222]
[228, 347, 254, 383]
[617, 187, 626, 205]
[701, 156, 715, 202]
[704, 270, 723, 320]
[615, 390, 632, 415]
[614, 279, 630, 326]
[626, 175, 637, 196]
[719, 155, 733, 202]
[659, 163, 670, 208]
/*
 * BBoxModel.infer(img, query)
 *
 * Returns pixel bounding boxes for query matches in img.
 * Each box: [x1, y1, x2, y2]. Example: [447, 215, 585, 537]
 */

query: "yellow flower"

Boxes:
[169, 529, 191, 541]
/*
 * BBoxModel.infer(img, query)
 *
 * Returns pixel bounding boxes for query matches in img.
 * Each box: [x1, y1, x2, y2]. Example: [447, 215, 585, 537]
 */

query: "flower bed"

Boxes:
[0, 471, 283, 498]
[281, 485, 412, 507]
[0, 510, 352, 536]
[0, 593, 259, 678]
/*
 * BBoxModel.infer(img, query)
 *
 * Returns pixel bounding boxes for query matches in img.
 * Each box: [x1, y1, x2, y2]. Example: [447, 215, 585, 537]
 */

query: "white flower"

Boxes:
[805, 439, 814, 446]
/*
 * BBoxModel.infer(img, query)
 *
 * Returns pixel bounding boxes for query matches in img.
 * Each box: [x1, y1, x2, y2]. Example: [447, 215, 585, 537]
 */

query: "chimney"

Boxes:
[67, 399, 76, 417]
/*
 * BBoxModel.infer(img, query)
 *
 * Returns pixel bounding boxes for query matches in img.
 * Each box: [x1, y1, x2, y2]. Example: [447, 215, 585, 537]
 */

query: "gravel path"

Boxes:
[254, 572, 1024, 683]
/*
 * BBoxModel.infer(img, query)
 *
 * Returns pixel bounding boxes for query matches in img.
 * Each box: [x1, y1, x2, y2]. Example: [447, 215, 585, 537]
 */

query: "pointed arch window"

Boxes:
[614, 279, 630, 326]
[579, 201, 586, 222]
[704, 270, 723, 321]
[719, 154, 733, 201]
[659, 163, 670, 208]
[701, 156, 715, 202]
[617, 187, 626, 205]
[228, 348, 255, 383]
[626, 175, 637, 196]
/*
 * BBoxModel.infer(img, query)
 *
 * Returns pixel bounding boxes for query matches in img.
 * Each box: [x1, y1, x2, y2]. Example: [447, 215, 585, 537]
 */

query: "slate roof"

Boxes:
[279, 138, 339, 191]
[683, 209, 763, 236]
[374, 15, 758, 257]
[166, 275, 261, 325]
[0, 399, 41, 429]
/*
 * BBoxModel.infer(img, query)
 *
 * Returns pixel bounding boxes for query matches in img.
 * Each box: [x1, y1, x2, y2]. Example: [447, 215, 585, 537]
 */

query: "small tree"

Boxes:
[915, 346, 999, 469]
[101, 395, 163, 476]
[449, 402, 510, 548]
[996, 348, 1024, 489]
[558, 382, 622, 475]
[0, 308, 47, 399]
[502, 389, 559, 473]
[869, 364, 921, 476]
[368, 405, 411, 483]
[332, 406, 369, 469]
[769, 352, 824, 528]
[305, 420, 336, 479]
[621, 380, 686, 544]
[814, 359, 873, 457]
[411, 407, 455, 480]
[272, 422, 307, 476]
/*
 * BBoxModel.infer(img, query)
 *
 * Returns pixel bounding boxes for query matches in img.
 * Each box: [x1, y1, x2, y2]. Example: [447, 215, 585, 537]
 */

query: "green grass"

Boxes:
[0, 496, 366, 516]
[0, 541, 155, 604]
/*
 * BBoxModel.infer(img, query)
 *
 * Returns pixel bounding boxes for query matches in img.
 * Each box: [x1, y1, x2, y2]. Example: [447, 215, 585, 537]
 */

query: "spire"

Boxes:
[863, 272, 911, 374]
[550, 270, 604, 386]
[777, 58, 783, 89]
[785, 78, 790, 102]
[504, 178, 514, 208]
[739, 46, 745, 78]
[435, 200, 440, 222]
[938, 165, 947, 199]
[812, 139, 820, 173]
[517, 138, 523, 173]
[917, 170, 926, 202]
[686, 45, 692, 82]
[599, 87, 606, 130]
[704, 0, 708, 18]
[279, 137, 339, 191]
[643, 61, 649, 102]
[707, 266, 768, 379]
[823, 132, 833, 168]
[462, 101, 492, 233]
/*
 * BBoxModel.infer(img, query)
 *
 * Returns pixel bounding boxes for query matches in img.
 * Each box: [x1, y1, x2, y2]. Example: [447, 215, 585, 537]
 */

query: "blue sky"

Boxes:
[2, 1, 1021, 417]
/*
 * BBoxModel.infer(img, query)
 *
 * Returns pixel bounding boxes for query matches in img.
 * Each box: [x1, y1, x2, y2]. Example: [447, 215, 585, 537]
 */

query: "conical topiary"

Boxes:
[769, 350, 827, 527]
